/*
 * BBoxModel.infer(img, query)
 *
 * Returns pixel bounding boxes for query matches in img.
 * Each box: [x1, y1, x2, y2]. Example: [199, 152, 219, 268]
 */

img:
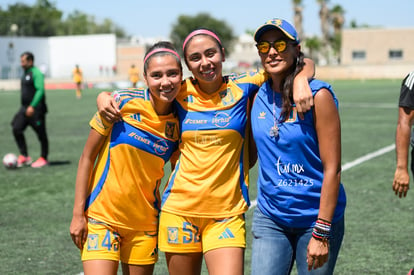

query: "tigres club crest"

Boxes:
[219, 88, 235, 106]
[167, 227, 179, 244]
[165, 121, 176, 139]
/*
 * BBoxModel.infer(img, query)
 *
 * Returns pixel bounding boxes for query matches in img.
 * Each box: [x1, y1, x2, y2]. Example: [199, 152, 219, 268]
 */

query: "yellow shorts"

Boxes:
[158, 212, 246, 253]
[81, 218, 158, 265]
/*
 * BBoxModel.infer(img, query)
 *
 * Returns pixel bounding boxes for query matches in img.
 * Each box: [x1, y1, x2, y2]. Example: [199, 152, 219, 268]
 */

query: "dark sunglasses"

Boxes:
[256, 40, 293, 54]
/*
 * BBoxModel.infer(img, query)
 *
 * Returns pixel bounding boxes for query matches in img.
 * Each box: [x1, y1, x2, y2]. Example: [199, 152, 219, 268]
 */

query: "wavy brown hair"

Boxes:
[279, 50, 305, 122]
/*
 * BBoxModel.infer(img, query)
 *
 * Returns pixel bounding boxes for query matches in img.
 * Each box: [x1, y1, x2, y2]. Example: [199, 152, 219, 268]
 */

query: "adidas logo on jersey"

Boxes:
[218, 228, 235, 239]
[259, 112, 266, 119]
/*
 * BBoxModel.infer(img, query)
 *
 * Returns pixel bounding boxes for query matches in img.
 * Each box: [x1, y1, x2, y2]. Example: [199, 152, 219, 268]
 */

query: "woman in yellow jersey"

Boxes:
[73, 64, 83, 99]
[159, 29, 314, 275]
[129, 64, 140, 88]
[69, 41, 182, 275]
[97, 30, 315, 275]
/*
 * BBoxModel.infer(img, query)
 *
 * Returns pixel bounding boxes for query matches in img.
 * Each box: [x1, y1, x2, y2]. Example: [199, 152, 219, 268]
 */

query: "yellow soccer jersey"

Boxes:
[73, 68, 82, 83]
[129, 67, 140, 83]
[85, 88, 179, 231]
[161, 71, 267, 218]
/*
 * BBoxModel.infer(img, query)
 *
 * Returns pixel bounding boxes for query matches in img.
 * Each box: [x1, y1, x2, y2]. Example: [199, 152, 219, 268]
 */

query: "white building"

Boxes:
[0, 34, 116, 79]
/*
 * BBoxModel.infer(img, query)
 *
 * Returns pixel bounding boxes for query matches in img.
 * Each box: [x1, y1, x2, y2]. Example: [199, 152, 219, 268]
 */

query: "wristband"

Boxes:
[312, 219, 331, 241]
[111, 91, 121, 104]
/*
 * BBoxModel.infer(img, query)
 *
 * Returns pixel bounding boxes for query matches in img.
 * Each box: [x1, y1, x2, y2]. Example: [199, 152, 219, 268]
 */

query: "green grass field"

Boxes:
[0, 79, 413, 274]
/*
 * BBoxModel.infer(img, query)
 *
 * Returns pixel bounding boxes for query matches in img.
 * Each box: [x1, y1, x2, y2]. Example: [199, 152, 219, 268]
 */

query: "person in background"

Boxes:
[129, 64, 140, 88]
[69, 41, 182, 275]
[393, 71, 414, 198]
[96, 28, 315, 275]
[250, 18, 346, 275]
[11, 51, 49, 168]
[73, 64, 83, 99]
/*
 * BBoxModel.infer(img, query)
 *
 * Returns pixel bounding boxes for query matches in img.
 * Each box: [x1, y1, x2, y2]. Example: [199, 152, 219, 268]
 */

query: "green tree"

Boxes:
[59, 10, 125, 37]
[350, 20, 358, 28]
[59, 10, 90, 35]
[0, 0, 62, 36]
[0, 0, 126, 37]
[0, 8, 10, 35]
[170, 13, 235, 55]
[95, 18, 126, 38]
[349, 20, 371, 29]
[304, 35, 321, 63]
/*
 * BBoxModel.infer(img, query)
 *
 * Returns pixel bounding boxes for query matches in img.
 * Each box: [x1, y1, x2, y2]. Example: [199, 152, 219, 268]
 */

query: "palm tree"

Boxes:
[330, 4, 345, 64]
[331, 5, 345, 37]
[317, 0, 331, 64]
[292, 0, 304, 41]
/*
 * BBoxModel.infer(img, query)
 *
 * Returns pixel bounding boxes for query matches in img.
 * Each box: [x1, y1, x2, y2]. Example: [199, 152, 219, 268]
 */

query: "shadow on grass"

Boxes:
[49, 160, 71, 166]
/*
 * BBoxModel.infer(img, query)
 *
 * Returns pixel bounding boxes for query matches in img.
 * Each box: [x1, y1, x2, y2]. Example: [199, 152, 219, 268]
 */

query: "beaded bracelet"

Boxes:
[312, 219, 331, 241]
[317, 217, 332, 224]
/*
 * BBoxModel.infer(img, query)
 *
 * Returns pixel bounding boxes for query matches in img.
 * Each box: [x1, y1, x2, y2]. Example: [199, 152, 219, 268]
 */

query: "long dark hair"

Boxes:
[279, 51, 305, 122]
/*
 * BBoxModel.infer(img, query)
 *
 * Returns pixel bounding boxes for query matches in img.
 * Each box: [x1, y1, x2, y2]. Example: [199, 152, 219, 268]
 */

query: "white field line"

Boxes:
[340, 102, 396, 109]
[249, 143, 396, 209]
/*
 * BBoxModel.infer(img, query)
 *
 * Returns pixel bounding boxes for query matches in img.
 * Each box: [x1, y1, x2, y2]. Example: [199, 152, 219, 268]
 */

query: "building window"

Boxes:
[389, 50, 403, 60]
[352, 51, 366, 60]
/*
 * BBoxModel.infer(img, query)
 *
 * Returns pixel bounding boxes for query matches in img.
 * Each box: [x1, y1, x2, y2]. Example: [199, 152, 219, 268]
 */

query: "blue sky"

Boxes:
[2, 0, 413, 38]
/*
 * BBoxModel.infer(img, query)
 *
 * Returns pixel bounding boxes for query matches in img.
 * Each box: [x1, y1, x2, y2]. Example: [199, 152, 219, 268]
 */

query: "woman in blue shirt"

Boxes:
[250, 18, 346, 275]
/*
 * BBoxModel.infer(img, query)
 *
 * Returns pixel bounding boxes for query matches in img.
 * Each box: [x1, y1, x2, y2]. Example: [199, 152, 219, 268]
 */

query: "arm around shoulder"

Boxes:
[97, 91, 120, 123]
[293, 58, 315, 115]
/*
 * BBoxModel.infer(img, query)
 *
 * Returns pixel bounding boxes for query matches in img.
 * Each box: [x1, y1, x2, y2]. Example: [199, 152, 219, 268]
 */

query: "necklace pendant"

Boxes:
[270, 125, 279, 137]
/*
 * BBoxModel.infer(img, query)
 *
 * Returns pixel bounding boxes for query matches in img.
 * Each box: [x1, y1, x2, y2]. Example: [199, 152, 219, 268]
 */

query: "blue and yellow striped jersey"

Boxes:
[85, 88, 179, 230]
[161, 71, 267, 218]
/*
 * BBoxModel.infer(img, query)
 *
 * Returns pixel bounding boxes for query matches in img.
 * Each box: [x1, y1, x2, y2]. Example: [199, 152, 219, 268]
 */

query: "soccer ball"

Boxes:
[3, 153, 18, 169]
